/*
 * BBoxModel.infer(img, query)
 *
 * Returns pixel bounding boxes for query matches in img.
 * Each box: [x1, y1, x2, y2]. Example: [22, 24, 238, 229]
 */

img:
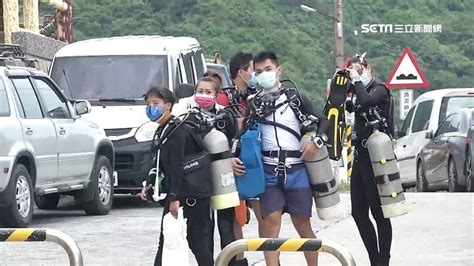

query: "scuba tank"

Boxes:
[364, 108, 408, 218]
[301, 134, 344, 220]
[203, 129, 240, 210]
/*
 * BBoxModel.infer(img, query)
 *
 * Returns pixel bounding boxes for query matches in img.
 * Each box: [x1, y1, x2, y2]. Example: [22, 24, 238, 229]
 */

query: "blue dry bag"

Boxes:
[236, 124, 265, 199]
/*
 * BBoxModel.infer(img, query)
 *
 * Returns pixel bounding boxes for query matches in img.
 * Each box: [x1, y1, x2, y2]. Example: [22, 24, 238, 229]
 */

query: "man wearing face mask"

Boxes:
[216, 52, 258, 118]
[346, 53, 394, 266]
[140, 85, 214, 266]
[240, 51, 328, 266]
[217, 52, 265, 266]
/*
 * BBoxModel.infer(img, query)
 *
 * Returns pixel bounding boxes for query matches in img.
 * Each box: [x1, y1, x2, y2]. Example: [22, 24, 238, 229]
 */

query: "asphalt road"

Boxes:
[0, 192, 472, 266]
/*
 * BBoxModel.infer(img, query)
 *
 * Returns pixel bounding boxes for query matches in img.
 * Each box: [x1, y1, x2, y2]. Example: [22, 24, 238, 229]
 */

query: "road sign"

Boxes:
[386, 47, 429, 88]
[399, 89, 413, 119]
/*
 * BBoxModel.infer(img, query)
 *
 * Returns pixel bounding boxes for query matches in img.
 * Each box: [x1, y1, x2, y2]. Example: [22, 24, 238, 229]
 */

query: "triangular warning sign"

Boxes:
[386, 47, 429, 88]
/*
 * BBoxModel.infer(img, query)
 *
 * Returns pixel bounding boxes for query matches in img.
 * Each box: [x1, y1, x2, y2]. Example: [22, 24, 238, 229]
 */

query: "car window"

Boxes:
[11, 78, 43, 119]
[399, 105, 415, 137]
[193, 49, 205, 79]
[34, 78, 70, 119]
[439, 96, 474, 123]
[436, 113, 461, 136]
[0, 79, 9, 116]
[182, 52, 194, 84]
[411, 100, 434, 133]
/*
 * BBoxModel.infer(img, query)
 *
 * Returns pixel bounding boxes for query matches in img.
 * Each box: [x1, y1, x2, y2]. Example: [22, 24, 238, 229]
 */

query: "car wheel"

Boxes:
[448, 158, 462, 192]
[416, 161, 428, 192]
[0, 164, 34, 227]
[82, 155, 114, 215]
[35, 194, 60, 210]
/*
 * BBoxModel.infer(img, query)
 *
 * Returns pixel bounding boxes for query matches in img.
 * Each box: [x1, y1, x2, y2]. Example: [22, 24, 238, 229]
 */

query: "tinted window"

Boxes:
[436, 113, 461, 136]
[193, 50, 205, 79]
[399, 106, 415, 137]
[206, 64, 233, 88]
[50, 55, 168, 101]
[182, 52, 194, 84]
[439, 96, 474, 123]
[0, 80, 9, 116]
[411, 100, 434, 133]
[12, 78, 43, 119]
[34, 78, 70, 119]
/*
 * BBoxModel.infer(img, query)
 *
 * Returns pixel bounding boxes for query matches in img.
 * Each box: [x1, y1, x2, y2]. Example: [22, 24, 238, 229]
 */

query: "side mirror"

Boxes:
[74, 100, 92, 115]
[425, 130, 434, 139]
[175, 83, 195, 100]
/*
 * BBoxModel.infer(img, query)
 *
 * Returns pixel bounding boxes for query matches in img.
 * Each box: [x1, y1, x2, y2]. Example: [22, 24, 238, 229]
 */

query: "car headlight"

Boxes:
[135, 121, 159, 142]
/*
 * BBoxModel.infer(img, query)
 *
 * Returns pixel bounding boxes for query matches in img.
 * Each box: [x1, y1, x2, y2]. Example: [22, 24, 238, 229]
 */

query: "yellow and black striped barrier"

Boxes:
[0, 228, 83, 266]
[346, 125, 353, 180]
[216, 238, 356, 266]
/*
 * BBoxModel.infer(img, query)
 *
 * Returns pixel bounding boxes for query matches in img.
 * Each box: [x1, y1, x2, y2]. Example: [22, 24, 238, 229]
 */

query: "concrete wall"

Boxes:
[12, 30, 66, 73]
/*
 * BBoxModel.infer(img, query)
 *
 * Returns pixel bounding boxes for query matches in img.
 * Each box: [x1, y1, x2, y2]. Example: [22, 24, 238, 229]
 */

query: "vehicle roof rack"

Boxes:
[0, 44, 38, 68]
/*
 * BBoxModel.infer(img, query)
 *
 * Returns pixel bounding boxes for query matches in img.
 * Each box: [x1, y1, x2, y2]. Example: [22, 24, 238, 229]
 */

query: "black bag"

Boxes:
[180, 125, 213, 198]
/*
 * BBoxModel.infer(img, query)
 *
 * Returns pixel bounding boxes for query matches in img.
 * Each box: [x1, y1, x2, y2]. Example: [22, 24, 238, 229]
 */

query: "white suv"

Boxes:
[0, 49, 115, 227]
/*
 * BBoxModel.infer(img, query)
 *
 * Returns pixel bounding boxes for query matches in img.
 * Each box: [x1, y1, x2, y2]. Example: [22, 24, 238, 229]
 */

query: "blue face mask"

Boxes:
[247, 72, 258, 88]
[146, 104, 163, 121]
[256, 71, 277, 89]
[360, 71, 371, 87]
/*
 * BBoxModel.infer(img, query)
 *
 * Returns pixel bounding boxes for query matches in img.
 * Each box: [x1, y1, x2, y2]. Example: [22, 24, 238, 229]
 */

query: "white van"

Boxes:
[395, 88, 474, 188]
[49, 35, 205, 193]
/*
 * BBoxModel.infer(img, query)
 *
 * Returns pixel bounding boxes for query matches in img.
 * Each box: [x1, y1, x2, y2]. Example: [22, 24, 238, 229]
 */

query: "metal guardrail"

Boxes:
[215, 238, 356, 266]
[0, 228, 83, 266]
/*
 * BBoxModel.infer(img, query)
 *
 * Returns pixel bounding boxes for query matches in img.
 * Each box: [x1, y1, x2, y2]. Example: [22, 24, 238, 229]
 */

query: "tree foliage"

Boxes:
[41, 0, 474, 121]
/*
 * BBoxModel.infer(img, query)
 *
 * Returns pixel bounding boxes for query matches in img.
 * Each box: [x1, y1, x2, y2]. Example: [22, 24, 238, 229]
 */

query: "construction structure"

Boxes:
[1, 0, 72, 71]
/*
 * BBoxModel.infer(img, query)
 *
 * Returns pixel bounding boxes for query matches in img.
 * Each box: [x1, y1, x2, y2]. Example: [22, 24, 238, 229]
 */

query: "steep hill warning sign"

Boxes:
[386, 47, 429, 88]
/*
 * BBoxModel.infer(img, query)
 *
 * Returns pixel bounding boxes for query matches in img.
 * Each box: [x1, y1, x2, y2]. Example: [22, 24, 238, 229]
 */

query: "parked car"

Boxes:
[0, 45, 115, 227]
[206, 63, 233, 88]
[395, 88, 474, 188]
[416, 108, 473, 192]
[50, 36, 205, 195]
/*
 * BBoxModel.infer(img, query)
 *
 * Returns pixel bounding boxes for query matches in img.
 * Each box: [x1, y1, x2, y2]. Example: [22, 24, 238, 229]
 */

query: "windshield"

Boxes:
[439, 95, 474, 123]
[50, 55, 168, 102]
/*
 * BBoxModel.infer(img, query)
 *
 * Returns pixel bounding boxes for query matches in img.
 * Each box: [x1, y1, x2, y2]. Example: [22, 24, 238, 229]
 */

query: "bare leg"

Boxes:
[262, 209, 283, 266]
[291, 215, 318, 266]
[249, 199, 264, 237]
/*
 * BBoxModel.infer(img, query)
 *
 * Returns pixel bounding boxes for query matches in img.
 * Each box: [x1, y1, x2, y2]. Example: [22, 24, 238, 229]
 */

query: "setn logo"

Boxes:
[361, 24, 393, 33]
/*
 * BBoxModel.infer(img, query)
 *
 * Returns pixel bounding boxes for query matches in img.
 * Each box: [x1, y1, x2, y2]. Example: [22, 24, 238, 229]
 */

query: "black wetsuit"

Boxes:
[148, 116, 214, 266]
[348, 79, 393, 266]
[185, 107, 239, 265]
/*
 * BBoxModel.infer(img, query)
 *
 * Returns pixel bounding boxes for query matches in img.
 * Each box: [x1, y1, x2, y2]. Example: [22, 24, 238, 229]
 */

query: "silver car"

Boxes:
[0, 64, 115, 228]
[416, 108, 473, 192]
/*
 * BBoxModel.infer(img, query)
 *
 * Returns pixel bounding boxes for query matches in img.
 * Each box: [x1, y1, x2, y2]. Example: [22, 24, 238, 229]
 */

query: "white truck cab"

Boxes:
[49, 36, 205, 193]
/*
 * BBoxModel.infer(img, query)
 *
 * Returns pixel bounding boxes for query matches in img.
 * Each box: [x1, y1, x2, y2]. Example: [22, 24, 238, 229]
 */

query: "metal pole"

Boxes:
[334, 0, 344, 67]
[321, 239, 356, 266]
[215, 239, 248, 266]
[46, 229, 84, 266]
[215, 238, 356, 266]
[0, 228, 83, 266]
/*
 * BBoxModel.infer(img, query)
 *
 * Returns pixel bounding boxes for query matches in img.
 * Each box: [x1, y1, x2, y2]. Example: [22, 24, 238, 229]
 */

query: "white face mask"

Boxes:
[256, 71, 277, 89]
[360, 71, 371, 87]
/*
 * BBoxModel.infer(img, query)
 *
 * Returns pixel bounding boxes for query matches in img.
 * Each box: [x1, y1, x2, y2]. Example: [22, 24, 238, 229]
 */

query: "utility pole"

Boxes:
[334, 0, 343, 68]
[301, 0, 344, 68]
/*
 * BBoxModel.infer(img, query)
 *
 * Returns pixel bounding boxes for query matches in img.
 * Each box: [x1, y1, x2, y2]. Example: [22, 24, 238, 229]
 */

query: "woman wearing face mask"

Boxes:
[140, 85, 215, 266]
[347, 53, 394, 266]
[188, 76, 241, 265]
